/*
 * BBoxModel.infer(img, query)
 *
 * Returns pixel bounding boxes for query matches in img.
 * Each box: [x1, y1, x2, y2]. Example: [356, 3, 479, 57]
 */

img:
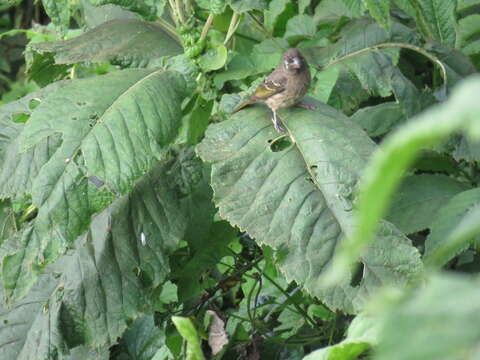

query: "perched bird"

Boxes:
[233, 48, 312, 132]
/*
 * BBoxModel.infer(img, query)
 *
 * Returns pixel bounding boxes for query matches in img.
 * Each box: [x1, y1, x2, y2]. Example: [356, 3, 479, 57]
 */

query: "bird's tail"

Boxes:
[232, 98, 255, 113]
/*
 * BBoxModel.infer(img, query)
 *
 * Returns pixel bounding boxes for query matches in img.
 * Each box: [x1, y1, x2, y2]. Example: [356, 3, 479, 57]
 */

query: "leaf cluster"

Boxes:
[0, 0, 480, 359]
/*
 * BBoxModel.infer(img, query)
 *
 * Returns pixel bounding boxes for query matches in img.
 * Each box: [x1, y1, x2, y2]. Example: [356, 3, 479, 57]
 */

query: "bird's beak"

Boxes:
[291, 57, 301, 69]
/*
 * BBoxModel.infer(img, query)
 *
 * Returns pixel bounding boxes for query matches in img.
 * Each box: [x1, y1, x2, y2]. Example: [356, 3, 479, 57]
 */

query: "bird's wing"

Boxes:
[252, 72, 287, 100]
[232, 71, 287, 113]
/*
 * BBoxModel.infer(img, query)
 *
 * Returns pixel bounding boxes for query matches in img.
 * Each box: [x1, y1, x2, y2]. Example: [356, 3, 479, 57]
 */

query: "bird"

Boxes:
[233, 48, 312, 132]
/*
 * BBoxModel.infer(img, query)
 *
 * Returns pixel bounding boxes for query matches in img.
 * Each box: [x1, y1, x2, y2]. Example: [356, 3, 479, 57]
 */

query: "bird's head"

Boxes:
[282, 48, 307, 73]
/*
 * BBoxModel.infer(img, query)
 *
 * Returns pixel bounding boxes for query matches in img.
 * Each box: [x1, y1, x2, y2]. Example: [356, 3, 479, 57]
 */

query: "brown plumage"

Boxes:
[233, 48, 311, 132]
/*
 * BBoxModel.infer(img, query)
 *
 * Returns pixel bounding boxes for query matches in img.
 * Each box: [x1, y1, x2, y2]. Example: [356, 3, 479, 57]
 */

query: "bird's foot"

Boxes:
[296, 102, 316, 110]
[272, 115, 285, 133]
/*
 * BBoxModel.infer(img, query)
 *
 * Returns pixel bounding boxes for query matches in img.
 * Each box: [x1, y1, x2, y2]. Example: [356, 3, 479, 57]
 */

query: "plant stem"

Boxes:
[167, 0, 177, 24]
[157, 18, 182, 44]
[224, 12, 240, 45]
[253, 263, 317, 327]
[174, 0, 185, 24]
[323, 42, 448, 88]
[199, 13, 215, 42]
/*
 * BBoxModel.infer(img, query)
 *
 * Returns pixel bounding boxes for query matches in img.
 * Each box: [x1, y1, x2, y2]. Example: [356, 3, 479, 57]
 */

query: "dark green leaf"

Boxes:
[351, 102, 405, 137]
[30, 20, 181, 68]
[363, 0, 390, 30]
[0, 81, 69, 198]
[406, 0, 457, 47]
[2, 69, 187, 302]
[386, 174, 470, 234]
[425, 188, 480, 265]
[1, 161, 187, 357]
[117, 316, 166, 360]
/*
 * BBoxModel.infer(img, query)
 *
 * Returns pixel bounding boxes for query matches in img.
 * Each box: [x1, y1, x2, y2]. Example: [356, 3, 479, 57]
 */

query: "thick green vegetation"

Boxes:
[0, 0, 480, 359]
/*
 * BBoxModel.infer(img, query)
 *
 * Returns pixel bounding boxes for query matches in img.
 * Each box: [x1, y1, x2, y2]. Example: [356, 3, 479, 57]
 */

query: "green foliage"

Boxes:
[1, 0, 480, 359]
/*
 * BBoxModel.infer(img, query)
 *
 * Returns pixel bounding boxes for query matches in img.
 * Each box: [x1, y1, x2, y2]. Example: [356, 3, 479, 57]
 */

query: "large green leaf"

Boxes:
[386, 174, 470, 234]
[30, 19, 181, 68]
[0, 161, 187, 358]
[2, 69, 187, 302]
[375, 273, 480, 360]
[405, 0, 457, 47]
[82, 1, 137, 29]
[328, 75, 480, 283]
[197, 104, 422, 313]
[0, 81, 68, 198]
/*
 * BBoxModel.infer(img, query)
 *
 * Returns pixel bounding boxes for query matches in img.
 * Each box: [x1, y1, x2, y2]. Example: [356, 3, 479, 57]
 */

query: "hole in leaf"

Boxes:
[305, 176, 314, 184]
[28, 98, 41, 110]
[349, 262, 364, 287]
[76, 101, 87, 106]
[12, 113, 30, 123]
[269, 137, 292, 152]
[310, 165, 318, 170]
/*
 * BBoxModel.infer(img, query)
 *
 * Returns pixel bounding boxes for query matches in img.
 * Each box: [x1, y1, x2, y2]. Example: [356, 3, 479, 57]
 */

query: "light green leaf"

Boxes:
[424, 188, 480, 266]
[2, 69, 187, 302]
[327, 75, 480, 284]
[375, 274, 480, 360]
[82, 1, 138, 29]
[363, 0, 390, 30]
[303, 314, 377, 359]
[264, 0, 291, 32]
[227, 0, 266, 12]
[458, 13, 480, 56]
[284, 15, 317, 43]
[299, 0, 311, 14]
[172, 316, 205, 360]
[197, 104, 422, 313]
[407, 0, 457, 47]
[351, 102, 405, 137]
[41, 0, 71, 31]
[454, 136, 480, 162]
[30, 19, 181, 68]
[89, 0, 165, 20]
[386, 174, 470, 234]
[341, 0, 366, 16]
[310, 66, 340, 103]
[198, 44, 228, 72]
